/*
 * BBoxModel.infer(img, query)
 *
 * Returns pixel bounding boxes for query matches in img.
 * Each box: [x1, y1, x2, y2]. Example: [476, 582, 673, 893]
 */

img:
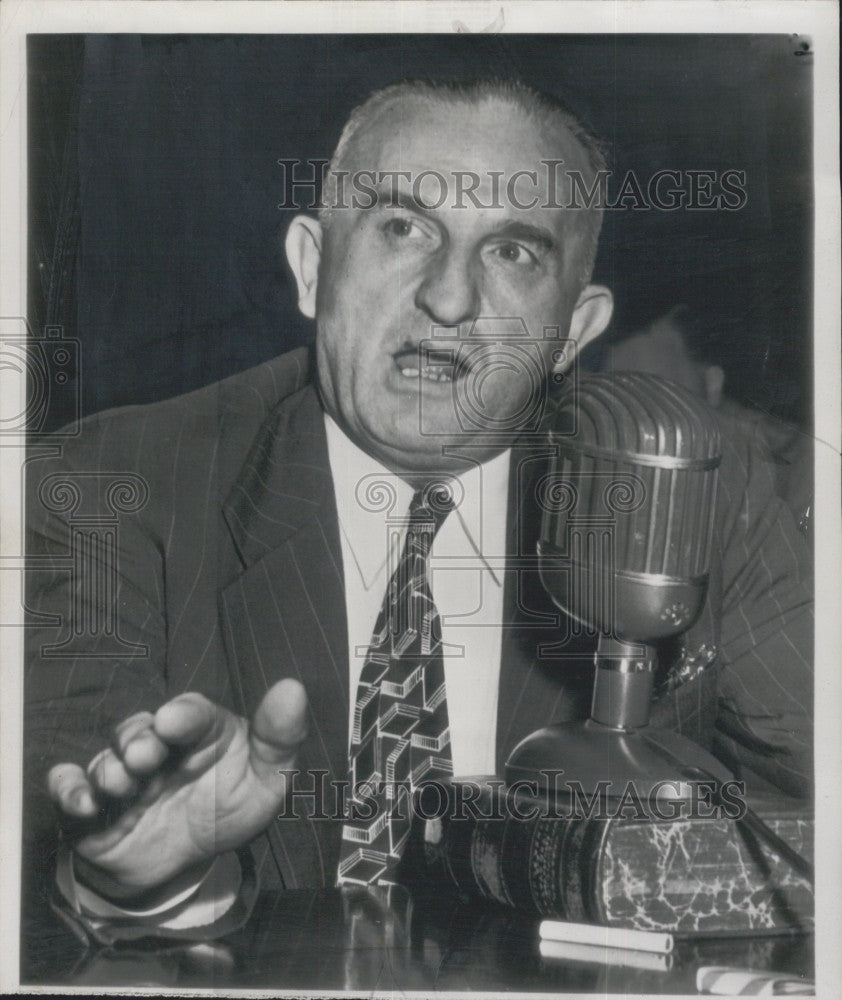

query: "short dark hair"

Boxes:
[319, 78, 607, 291]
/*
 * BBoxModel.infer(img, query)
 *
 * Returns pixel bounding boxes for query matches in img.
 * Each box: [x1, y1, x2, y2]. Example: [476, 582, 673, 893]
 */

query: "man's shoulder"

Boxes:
[59, 347, 314, 459]
[93, 346, 310, 427]
[27, 349, 318, 528]
[156, 344, 312, 414]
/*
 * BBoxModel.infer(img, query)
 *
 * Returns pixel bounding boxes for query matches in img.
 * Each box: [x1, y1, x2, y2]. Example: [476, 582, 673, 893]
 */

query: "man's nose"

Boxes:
[414, 250, 481, 326]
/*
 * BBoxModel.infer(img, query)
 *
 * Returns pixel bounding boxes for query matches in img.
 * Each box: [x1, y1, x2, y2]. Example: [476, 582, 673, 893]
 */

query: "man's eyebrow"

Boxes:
[372, 188, 558, 252]
[490, 221, 557, 253]
[373, 187, 436, 218]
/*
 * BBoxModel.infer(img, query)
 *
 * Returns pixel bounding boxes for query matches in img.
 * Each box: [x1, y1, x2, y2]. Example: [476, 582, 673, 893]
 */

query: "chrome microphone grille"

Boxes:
[539, 373, 722, 641]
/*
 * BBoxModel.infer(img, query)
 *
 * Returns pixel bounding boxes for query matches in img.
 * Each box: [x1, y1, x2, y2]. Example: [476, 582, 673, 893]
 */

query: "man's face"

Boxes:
[289, 97, 611, 474]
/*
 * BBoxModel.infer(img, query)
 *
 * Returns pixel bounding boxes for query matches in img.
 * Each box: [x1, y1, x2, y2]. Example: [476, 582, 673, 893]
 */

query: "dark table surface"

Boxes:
[23, 881, 813, 994]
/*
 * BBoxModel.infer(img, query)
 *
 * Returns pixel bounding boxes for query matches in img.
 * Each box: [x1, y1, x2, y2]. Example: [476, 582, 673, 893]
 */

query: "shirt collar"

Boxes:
[324, 413, 510, 591]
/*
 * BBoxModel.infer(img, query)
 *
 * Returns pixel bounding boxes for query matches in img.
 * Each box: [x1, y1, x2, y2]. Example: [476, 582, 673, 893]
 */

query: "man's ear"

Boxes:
[557, 284, 614, 371]
[284, 215, 323, 319]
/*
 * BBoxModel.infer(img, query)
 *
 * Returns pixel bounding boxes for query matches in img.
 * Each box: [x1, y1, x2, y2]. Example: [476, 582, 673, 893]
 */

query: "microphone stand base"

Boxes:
[504, 719, 733, 802]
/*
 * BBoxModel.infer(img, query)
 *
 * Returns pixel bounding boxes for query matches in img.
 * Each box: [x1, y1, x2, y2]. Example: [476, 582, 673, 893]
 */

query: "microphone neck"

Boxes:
[591, 635, 656, 730]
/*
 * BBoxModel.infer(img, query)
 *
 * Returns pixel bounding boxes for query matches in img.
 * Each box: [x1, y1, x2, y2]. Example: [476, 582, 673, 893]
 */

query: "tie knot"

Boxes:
[408, 481, 456, 536]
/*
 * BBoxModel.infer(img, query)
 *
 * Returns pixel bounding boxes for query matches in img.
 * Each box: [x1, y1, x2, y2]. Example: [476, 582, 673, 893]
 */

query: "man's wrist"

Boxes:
[53, 846, 249, 942]
[70, 850, 215, 908]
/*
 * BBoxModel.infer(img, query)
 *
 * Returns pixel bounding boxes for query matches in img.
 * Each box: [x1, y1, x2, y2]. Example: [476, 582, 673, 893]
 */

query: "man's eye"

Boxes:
[383, 217, 429, 241]
[490, 242, 538, 266]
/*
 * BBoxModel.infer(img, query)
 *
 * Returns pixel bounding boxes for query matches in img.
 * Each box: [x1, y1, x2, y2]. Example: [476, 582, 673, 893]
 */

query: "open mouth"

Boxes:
[393, 346, 471, 384]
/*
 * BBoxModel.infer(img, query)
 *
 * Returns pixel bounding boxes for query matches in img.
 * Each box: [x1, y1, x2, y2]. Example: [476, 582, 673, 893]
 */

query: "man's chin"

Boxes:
[375, 427, 514, 475]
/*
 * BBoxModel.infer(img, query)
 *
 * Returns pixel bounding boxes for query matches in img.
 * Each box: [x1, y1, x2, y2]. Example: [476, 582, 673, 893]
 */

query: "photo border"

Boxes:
[1, 2, 839, 996]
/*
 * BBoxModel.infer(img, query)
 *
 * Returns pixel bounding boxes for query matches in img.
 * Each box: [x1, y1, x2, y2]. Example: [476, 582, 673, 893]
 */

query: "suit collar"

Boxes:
[325, 411, 512, 593]
[222, 382, 332, 567]
[220, 372, 569, 570]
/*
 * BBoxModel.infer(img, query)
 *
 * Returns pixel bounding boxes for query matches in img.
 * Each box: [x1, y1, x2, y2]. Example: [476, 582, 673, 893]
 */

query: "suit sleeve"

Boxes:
[712, 419, 814, 798]
[23, 414, 174, 939]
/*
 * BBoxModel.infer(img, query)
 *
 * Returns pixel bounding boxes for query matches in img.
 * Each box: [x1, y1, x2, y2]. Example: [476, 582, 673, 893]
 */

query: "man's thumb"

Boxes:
[249, 678, 309, 780]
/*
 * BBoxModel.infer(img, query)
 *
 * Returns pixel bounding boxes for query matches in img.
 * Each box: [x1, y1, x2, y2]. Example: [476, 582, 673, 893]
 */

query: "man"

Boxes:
[25, 80, 813, 936]
[603, 302, 813, 534]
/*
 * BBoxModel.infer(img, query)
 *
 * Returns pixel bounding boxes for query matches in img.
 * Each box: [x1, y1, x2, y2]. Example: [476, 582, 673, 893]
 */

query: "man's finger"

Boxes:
[112, 712, 169, 774]
[111, 710, 154, 753]
[153, 691, 226, 748]
[249, 678, 309, 782]
[48, 763, 98, 818]
[87, 748, 139, 799]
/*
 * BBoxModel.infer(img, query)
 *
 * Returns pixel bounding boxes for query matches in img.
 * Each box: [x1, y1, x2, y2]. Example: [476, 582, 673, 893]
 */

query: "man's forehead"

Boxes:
[347, 93, 589, 179]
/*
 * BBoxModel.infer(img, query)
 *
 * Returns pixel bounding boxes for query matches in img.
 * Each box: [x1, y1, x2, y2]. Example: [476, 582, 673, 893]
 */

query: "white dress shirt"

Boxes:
[324, 413, 511, 777]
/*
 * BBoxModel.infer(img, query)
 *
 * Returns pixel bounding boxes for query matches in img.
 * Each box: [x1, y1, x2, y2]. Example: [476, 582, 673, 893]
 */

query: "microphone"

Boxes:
[539, 371, 720, 641]
[539, 371, 721, 727]
[505, 372, 733, 798]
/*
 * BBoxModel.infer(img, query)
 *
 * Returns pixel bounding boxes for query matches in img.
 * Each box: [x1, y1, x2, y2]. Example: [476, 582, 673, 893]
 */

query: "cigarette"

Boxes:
[539, 938, 673, 973]
[538, 919, 674, 955]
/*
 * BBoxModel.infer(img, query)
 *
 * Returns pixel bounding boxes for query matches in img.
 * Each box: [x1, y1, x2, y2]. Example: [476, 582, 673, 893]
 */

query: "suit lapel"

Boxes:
[220, 385, 348, 888]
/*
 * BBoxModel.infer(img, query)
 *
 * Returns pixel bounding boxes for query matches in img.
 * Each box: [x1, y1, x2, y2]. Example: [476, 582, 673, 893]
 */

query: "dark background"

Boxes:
[28, 33, 813, 431]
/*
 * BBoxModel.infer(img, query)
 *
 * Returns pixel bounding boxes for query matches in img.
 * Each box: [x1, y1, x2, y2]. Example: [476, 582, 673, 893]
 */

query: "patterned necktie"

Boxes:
[338, 483, 455, 886]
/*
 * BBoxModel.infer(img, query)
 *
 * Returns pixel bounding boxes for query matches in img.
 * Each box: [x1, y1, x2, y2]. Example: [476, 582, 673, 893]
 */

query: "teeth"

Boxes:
[398, 366, 455, 383]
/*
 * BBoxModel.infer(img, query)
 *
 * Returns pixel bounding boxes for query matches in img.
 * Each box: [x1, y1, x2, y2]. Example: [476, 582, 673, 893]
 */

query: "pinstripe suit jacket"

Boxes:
[24, 346, 813, 894]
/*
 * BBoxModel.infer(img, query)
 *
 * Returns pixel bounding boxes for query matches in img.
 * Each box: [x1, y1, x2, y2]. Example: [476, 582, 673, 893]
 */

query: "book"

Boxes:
[422, 782, 813, 934]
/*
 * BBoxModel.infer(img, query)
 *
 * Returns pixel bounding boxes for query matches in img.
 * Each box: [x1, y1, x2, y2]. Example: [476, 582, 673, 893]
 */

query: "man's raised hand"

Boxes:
[47, 678, 308, 898]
